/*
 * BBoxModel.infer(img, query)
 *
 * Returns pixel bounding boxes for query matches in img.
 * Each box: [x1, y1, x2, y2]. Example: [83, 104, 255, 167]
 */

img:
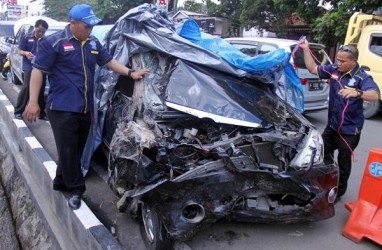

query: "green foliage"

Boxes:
[43, 0, 79, 21]
[183, 0, 204, 13]
[43, 0, 382, 46]
[240, 0, 275, 29]
[312, 10, 349, 47]
[311, 0, 381, 46]
[43, 0, 153, 23]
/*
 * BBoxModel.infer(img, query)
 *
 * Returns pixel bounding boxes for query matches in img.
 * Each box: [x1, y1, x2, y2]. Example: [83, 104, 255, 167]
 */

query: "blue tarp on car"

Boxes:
[177, 19, 303, 112]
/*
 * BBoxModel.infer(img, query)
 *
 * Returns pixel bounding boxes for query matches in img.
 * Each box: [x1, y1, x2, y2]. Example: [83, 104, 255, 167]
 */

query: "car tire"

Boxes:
[363, 100, 380, 119]
[140, 202, 174, 250]
[10, 67, 22, 85]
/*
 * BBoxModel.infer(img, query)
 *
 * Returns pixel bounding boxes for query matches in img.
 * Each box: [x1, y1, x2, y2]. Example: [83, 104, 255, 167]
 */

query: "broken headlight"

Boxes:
[289, 129, 323, 168]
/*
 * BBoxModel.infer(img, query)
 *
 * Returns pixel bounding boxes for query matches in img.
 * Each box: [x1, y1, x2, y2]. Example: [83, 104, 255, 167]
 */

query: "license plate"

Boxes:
[309, 81, 323, 91]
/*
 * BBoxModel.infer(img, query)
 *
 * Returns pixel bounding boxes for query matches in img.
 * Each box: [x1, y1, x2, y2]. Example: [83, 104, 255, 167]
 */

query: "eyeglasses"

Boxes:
[339, 45, 351, 52]
[338, 45, 358, 59]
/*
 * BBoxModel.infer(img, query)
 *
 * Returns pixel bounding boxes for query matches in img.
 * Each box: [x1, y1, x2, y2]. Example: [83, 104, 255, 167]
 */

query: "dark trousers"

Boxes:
[14, 70, 46, 117]
[48, 110, 91, 195]
[322, 126, 360, 197]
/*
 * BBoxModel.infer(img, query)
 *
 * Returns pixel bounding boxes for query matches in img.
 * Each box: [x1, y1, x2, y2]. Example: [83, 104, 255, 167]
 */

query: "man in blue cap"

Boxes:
[25, 4, 150, 210]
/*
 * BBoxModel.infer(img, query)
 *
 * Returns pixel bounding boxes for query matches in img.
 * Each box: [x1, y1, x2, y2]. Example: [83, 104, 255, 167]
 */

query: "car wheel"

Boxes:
[10, 67, 22, 85]
[140, 202, 174, 250]
[363, 100, 380, 119]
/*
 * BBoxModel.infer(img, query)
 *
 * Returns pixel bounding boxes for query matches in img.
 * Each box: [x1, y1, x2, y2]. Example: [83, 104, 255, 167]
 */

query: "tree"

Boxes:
[239, 0, 382, 47]
[183, 0, 204, 13]
[44, 0, 79, 21]
[180, 0, 242, 37]
[43, 0, 153, 23]
[90, 0, 153, 23]
[312, 0, 382, 47]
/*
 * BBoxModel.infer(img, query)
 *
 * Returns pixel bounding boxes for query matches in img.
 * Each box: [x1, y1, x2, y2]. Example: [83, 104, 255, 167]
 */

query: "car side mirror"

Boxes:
[360, 65, 370, 71]
[5, 36, 15, 44]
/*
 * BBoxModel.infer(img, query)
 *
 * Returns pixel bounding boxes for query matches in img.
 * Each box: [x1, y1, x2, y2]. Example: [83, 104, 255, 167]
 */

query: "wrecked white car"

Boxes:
[86, 4, 339, 249]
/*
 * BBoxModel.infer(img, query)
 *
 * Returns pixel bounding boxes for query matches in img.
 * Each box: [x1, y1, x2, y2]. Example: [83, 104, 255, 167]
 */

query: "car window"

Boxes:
[230, 43, 258, 56]
[258, 44, 278, 55]
[369, 34, 382, 57]
[14, 24, 33, 45]
[0, 24, 14, 37]
[292, 45, 331, 68]
[228, 41, 278, 56]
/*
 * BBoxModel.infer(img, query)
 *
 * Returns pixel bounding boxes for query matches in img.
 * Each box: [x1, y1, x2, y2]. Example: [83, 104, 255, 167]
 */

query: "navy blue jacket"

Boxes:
[33, 25, 112, 113]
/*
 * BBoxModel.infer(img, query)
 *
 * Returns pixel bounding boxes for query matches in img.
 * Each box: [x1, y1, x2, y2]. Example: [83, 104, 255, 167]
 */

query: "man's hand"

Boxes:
[25, 102, 40, 123]
[131, 67, 150, 80]
[338, 88, 358, 99]
[299, 38, 309, 50]
[25, 52, 34, 61]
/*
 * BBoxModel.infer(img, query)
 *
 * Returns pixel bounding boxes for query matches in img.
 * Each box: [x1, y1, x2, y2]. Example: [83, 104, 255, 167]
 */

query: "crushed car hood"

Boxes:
[163, 60, 299, 129]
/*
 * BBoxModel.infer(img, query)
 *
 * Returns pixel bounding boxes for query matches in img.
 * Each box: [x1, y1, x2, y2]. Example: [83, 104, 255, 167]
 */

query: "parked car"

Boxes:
[0, 21, 15, 72]
[225, 37, 332, 112]
[9, 22, 67, 85]
[90, 5, 339, 249]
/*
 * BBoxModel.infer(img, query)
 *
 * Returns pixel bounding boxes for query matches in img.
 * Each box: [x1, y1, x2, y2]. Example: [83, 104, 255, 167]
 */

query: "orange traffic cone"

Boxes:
[342, 148, 382, 245]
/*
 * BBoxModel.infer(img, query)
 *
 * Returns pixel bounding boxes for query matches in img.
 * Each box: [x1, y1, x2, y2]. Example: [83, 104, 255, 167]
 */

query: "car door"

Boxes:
[9, 24, 33, 84]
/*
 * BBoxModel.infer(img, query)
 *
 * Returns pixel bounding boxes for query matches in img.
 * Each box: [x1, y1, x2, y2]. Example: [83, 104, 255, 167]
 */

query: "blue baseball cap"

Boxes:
[69, 4, 102, 26]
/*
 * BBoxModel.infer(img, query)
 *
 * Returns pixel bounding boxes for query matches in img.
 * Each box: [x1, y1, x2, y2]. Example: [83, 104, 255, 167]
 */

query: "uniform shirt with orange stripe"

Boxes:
[33, 25, 112, 113]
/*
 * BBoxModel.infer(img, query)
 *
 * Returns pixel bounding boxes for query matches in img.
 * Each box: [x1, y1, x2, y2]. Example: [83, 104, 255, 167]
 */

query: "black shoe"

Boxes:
[14, 113, 23, 119]
[53, 183, 66, 191]
[68, 194, 82, 210]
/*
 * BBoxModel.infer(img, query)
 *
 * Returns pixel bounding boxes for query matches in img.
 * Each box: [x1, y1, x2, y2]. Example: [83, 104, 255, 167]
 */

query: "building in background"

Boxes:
[172, 10, 230, 37]
[0, 0, 44, 20]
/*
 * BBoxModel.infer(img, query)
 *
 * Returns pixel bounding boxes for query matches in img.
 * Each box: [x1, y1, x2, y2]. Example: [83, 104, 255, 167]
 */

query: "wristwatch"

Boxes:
[356, 89, 363, 98]
[127, 69, 135, 78]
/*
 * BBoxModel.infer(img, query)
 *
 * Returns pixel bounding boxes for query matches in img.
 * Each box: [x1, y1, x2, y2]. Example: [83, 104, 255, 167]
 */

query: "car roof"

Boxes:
[91, 24, 114, 43]
[225, 37, 325, 49]
[14, 16, 64, 35]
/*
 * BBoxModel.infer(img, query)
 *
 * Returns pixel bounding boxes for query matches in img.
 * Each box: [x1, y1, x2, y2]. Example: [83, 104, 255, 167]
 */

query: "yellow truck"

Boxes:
[344, 11, 382, 118]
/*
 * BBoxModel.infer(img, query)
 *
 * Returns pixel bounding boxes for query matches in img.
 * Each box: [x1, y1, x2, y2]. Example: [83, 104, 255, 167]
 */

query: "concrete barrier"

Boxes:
[0, 89, 122, 250]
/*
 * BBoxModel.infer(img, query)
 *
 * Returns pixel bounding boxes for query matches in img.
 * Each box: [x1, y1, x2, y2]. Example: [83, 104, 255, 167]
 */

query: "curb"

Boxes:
[0, 89, 122, 250]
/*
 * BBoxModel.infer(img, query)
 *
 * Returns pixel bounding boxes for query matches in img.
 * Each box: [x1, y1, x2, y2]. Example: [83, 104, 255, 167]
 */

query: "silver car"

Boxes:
[225, 37, 332, 112]
[9, 22, 67, 85]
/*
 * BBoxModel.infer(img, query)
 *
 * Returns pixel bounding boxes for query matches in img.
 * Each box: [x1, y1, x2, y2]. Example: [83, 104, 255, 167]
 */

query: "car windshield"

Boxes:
[45, 27, 66, 36]
[0, 24, 14, 37]
[91, 25, 113, 44]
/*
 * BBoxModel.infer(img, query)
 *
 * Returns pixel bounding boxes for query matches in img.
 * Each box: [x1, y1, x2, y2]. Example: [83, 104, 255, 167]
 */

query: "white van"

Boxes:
[225, 37, 332, 112]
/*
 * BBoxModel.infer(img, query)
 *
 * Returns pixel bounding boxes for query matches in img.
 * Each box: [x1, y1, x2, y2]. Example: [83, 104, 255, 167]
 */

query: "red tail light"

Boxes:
[300, 78, 308, 85]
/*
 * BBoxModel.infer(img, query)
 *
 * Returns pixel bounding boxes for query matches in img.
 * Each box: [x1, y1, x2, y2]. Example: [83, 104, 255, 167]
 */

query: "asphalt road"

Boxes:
[1, 78, 381, 250]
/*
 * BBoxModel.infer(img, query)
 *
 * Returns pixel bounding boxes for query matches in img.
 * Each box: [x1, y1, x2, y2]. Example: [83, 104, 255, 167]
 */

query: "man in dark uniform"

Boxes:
[14, 19, 48, 120]
[25, 4, 150, 210]
[300, 39, 380, 201]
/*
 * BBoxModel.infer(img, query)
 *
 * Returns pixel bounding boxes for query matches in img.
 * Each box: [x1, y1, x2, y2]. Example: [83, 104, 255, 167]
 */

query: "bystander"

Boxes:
[25, 4, 149, 210]
[300, 39, 380, 201]
[14, 19, 48, 120]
